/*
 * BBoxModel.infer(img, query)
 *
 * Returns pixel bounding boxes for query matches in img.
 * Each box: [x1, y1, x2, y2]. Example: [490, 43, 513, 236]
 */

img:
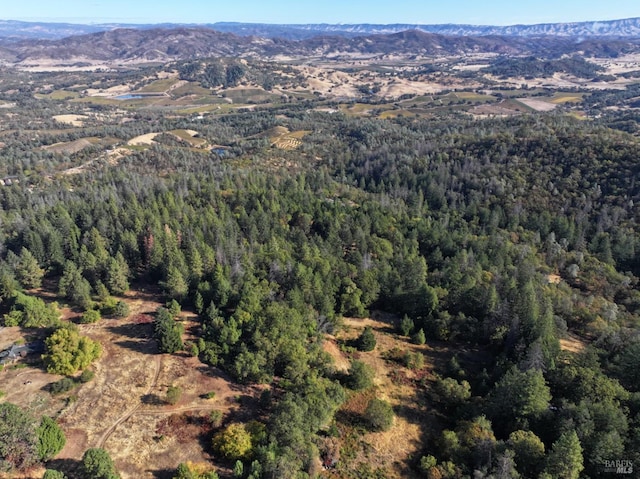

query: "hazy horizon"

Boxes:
[2, 0, 639, 27]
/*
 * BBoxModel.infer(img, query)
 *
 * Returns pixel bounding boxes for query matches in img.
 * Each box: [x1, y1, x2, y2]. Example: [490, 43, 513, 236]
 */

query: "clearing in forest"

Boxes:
[270, 129, 310, 150]
[127, 133, 161, 146]
[52, 114, 88, 127]
[41, 138, 98, 155]
[327, 314, 452, 478]
[0, 288, 259, 479]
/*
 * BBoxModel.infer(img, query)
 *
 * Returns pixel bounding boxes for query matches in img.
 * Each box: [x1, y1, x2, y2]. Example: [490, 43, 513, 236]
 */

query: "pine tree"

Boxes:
[545, 430, 584, 479]
[15, 247, 44, 289]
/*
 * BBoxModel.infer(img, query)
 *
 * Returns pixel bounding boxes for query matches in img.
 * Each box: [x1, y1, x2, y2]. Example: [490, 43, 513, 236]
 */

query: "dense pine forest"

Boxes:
[1, 63, 640, 479]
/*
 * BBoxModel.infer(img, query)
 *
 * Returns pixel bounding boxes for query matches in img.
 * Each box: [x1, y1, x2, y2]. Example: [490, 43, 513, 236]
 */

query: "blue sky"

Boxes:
[3, 0, 639, 25]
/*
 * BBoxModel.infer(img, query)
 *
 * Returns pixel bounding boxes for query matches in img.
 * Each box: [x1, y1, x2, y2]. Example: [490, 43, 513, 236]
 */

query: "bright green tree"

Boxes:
[154, 307, 184, 353]
[37, 416, 66, 461]
[347, 360, 374, 390]
[105, 253, 129, 295]
[212, 423, 253, 461]
[80, 309, 101, 324]
[43, 327, 102, 375]
[80, 448, 119, 479]
[544, 430, 584, 479]
[356, 326, 376, 351]
[412, 328, 426, 345]
[488, 367, 551, 433]
[399, 314, 414, 336]
[365, 398, 394, 431]
[43, 470, 67, 479]
[508, 429, 545, 477]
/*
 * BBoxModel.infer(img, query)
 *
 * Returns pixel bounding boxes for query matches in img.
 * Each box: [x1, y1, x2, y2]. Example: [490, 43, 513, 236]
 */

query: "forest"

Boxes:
[0, 61, 639, 479]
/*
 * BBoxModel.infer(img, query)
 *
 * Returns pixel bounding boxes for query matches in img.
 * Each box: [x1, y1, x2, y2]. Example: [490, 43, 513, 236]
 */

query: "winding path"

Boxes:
[95, 354, 162, 448]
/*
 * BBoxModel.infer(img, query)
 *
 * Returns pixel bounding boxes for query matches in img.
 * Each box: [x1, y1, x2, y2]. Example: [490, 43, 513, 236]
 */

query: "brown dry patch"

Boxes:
[0, 466, 46, 479]
[127, 133, 160, 146]
[323, 337, 350, 373]
[57, 428, 88, 460]
[52, 114, 88, 127]
[41, 287, 259, 479]
[516, 97, 557, 112]
[560, 333, 587, 354]
[42, 138, 95, 155]
[334, 313, 435, 478]
[547, 274, 562, 284]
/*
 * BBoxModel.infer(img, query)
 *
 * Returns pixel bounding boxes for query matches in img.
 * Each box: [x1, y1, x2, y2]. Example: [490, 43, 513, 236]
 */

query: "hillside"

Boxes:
[2, 12, 640, 479]
[1, 27, 640, 66]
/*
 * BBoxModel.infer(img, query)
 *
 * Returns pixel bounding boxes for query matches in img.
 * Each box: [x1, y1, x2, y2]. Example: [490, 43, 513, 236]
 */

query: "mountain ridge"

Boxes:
[1, 27, 640, 66]
[1, 17, 640, 41]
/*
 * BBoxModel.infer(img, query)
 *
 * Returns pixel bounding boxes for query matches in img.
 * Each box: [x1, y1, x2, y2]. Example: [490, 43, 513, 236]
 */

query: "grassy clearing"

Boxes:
[549, 92, 585, 104]
[454, 91, 494, 101]
[139, 78, 179, 93]
[42, 137, 103, 155]
[379, 110, 416, 119]
[330, 315, 439, 478]
[505, 99, 535, 112]
[169, 129, 208, 148]
[171, 82, 213, 98]
[222, 88, 279, 103]
[72, 97, 121, 106]
[37, 90, 81, 100]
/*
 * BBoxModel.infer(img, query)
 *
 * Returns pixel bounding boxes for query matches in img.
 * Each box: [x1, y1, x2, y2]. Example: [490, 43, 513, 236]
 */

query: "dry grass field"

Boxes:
[0, 288, 261, 479]
[323, 313, 454, 478]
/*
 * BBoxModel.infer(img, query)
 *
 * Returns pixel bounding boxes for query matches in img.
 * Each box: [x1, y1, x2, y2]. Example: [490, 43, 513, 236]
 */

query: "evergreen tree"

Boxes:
[80, 448, 120, 479]
[154, 307, 184, 353]
[15, 247, 44, 289]
[37, 416, 66, 461]
[545, 430, 584, 479]
[106, 253, 130, 295]
[356, 326, 376, 351]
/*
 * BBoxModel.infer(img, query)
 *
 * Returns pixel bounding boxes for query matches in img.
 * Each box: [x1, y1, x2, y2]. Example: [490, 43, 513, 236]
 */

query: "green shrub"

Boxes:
[80, 309, 101, 324]
[356, 326, 376, 352]
[79, 369, 95, 383]
[166, 385, 182, 405]
[113, 301, 130, 319]
[404, 351, 425, 370]
[412, 328, 426, 345]
[81, 447, 120, 479]
[99, 297, 118, 316]
[399, 315, 414, 336]
[37, 416, 66, 461]
[43, 470, 67, 479]
[347, 360, 374, 390]
[50, 377, 76, 395]
[364, 398, 394, 431]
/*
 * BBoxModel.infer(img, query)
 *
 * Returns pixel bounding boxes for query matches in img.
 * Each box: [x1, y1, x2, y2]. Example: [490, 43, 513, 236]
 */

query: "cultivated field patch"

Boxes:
[52, 114, 89, 127]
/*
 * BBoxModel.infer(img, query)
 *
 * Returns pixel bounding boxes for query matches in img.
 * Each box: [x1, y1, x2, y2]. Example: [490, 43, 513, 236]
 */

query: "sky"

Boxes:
[2, 0, 639, 26]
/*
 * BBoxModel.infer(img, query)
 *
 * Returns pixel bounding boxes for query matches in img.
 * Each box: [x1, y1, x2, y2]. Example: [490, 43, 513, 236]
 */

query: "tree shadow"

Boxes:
[151, 468, 175, 479]
[141, 393, 165, 405]
[114, 339, 159, 355]
[108, 322, 154, 340]
[45, 458, 82, 478]
[335, 409, 366, 429]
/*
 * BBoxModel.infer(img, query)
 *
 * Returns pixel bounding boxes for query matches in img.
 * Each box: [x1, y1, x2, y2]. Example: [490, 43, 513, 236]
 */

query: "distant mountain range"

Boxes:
[1, 27, 639, 66]
[1, 17, 640, 42]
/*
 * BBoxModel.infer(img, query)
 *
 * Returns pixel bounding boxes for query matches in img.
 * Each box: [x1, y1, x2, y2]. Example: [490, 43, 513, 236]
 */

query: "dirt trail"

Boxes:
[95, 354, 162, 448]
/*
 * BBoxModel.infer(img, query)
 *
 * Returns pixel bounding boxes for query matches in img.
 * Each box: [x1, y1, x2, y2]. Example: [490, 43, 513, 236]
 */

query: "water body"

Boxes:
[115, 94, 144, 100]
